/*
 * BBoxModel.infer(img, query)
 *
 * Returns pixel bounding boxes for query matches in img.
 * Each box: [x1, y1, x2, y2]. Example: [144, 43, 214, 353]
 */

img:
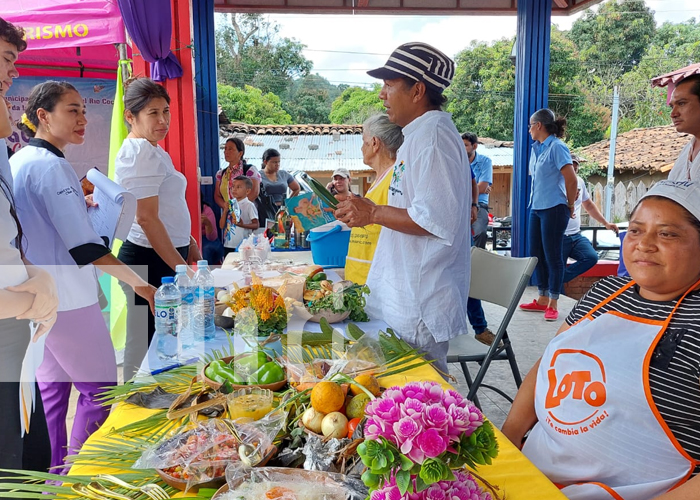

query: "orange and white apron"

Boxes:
[345, 168, 391, 285]
[523, 279, 700, 500]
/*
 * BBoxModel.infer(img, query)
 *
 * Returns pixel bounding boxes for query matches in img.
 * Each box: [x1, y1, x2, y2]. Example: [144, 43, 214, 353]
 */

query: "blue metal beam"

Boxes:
[192, 0, 219, 213]
[512, 0, 552, 257]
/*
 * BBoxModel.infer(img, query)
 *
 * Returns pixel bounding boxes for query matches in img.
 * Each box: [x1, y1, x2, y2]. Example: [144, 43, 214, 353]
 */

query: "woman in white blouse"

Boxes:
[11, 81, 156, 471]
[115, 78, 201, 381]
[0, 90, 56, 472]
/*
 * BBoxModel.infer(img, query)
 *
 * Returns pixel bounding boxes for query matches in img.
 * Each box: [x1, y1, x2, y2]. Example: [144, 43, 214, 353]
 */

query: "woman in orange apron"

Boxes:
[345, 114, 403, 285]
[503, 180, 700, 500]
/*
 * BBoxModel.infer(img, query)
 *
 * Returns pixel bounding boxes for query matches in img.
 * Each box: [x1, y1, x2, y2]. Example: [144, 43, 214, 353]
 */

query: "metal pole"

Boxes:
[605, 86, 620, 221]
[117, 43, 131, 81]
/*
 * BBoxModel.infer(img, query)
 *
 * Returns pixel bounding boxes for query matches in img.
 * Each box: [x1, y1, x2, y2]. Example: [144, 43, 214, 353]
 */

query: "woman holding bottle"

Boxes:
[114, 78, 201, 380]
[11, 81, 156, 470]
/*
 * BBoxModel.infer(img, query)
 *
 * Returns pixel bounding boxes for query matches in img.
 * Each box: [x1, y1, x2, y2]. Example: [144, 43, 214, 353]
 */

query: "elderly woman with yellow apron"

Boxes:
[345, 114, 403, 285]
[502, 180, 700, 500]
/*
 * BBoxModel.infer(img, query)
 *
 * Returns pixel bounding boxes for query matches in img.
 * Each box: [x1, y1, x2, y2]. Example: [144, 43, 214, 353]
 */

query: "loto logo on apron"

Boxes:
[544, 349, 608, 430]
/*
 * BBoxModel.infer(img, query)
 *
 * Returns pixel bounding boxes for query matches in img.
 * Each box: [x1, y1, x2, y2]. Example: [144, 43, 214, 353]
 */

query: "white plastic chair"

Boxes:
[447, 247, 537, 409]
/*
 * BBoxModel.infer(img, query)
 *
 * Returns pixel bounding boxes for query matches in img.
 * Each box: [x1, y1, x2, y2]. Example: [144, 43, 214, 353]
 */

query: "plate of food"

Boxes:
[301, 274, 369, 324]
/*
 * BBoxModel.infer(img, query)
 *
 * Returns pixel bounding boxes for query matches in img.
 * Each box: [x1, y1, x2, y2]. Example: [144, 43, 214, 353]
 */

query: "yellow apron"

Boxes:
[345, 169, 391, 284]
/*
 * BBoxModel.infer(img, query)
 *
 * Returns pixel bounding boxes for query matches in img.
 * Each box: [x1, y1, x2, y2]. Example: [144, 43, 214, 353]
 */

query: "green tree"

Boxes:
[218, 84, 293, 125]
[283, 74, 344, 123]
[216, 13, 313, 97]
[329, 85, 384, 124]
[447, 29, 608, 147]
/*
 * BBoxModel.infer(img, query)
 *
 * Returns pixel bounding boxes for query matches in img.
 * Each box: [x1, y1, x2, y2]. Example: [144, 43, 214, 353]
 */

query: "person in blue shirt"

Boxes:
[519, 109, 577, 321]
[462, 132, 497, 345]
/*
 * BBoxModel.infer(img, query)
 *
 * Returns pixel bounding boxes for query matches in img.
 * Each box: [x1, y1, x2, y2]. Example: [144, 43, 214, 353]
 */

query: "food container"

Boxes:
[307, 223, 351, 267]
[227, 387, 273, 421]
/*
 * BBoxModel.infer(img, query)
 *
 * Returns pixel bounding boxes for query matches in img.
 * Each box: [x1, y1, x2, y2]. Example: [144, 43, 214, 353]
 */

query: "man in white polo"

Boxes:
[335, 42, 471, 377]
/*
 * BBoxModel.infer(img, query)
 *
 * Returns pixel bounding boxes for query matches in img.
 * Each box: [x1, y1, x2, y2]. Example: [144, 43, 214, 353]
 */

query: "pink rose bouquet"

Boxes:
[358, 382, 498, 498]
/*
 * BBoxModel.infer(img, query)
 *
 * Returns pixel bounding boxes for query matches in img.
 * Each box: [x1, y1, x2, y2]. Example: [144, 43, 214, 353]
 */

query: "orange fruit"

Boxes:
[310, 381, 345, 414]
[350, 374, 381, 397]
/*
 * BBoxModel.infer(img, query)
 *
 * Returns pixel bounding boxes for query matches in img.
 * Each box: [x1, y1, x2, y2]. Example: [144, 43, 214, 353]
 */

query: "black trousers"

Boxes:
[117, 240, 188, 381]
[0, 318, 51, 472]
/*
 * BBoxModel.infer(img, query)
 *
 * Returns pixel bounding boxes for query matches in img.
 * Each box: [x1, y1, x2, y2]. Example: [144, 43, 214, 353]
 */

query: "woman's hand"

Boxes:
[32, 314, 58, 342]
[187, 238, 202, 265]
[134, 284, 157, 314]
[201, 213, 213, 232]
[8, 267, 59, 323]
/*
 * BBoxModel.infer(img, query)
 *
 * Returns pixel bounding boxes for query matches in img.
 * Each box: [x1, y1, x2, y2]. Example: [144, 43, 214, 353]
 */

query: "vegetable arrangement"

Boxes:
[204, 352, 286, 392]
[304, 274, 370, 323]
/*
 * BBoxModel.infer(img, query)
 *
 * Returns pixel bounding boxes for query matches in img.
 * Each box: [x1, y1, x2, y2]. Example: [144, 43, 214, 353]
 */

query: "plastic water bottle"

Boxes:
[175, 265, 194, 351]
[154, 276, 180, 361]
[193, 260, 216, 341]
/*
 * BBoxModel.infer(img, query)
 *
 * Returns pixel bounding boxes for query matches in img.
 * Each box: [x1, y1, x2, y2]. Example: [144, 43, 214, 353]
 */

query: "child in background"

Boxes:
[223, 176, 259, 255]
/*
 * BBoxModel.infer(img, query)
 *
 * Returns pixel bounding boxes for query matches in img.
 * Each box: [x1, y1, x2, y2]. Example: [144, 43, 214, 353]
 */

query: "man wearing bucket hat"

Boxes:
[335, 42, 471, 377]
[503, 180, 700, 498]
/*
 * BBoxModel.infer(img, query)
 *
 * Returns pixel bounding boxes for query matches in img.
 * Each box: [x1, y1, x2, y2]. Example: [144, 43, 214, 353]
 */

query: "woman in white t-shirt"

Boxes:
[0, 88, 56, 472]
[12, 81, 156, 471]
[114, 78, 201, 381]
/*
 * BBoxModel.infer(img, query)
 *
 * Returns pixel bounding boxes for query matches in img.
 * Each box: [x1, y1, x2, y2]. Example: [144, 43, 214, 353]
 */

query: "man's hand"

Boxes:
[135, 284, 157, 315]
[605, 222, 620, 235]
[8, 268, 59, 323]
[334, 197, 377, 228]
[471, 205, 478, 224]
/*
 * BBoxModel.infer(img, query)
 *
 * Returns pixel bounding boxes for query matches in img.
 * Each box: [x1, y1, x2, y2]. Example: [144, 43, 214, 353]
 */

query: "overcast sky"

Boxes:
[247, 0, 700, 88]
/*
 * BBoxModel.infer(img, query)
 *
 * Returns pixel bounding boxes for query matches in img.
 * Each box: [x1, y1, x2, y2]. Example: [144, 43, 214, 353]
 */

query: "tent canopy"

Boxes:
[5, 0, 126, 79]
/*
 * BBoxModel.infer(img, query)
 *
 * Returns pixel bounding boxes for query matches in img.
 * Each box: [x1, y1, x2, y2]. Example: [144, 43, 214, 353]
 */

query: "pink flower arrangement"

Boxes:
[364, 382, 484, 464]
[370, 470, 493, 500]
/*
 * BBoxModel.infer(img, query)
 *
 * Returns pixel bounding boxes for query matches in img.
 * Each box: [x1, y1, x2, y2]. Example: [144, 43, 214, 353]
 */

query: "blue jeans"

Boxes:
[529, 204, 570, 300]
[467, 298, 488, 334]
[563, 232, 599, 283]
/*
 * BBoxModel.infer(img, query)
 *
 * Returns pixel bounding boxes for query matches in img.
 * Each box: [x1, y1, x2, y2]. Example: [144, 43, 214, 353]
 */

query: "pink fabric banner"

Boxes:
[4, 0, 126, 51]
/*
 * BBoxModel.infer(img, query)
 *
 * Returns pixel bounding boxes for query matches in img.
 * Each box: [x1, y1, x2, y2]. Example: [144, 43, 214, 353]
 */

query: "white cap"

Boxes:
[332, 168, 351, 179]
[641, 180, 700, 223]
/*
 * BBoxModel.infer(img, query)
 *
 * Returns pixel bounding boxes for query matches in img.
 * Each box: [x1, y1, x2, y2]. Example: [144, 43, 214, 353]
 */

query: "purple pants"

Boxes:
[37, 303, 117, 471]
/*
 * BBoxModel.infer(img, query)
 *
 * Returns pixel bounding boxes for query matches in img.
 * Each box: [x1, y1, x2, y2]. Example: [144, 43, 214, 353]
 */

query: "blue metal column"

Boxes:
[192, 0, 219, 211]
[511, 0, 552, 257]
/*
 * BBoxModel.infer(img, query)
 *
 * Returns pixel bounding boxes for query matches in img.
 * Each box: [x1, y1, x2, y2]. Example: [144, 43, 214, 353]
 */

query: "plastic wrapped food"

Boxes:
[134, 409, 286, 490]
[218, 465, 367, 500]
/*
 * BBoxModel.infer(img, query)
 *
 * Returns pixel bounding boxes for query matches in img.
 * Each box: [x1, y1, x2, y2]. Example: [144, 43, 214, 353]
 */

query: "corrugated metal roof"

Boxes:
[218, 134, 514, 172]
[479, 146, 514, 167]
[219, 134, 372, 172]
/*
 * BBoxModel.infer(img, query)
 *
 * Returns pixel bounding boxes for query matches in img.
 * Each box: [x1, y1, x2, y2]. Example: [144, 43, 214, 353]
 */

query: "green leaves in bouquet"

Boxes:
[451, 421, 500, 469]
[357, 439, 395, 475]
[418, 458, 455, 487]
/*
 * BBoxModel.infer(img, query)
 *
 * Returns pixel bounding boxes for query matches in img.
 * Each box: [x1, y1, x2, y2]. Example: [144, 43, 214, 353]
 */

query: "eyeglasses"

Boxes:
[528, 123, 538, 129]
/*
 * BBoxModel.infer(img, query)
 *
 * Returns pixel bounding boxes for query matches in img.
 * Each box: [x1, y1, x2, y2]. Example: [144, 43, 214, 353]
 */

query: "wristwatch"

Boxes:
[471, 203, 478, 207]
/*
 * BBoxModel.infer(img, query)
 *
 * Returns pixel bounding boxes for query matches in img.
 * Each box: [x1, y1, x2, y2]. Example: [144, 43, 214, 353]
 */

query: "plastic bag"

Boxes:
[134, 408, 287, 490]
[222, 464, 368, 500]
[281, 333, 386, 388]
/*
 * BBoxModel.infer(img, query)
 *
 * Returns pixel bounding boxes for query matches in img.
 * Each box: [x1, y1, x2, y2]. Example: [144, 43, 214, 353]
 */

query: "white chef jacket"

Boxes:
[668, 137, 700, 181]
[0, 165, 27, 289]
[11, 139, 109, 311]
[115, 138, 191, 248]
[365, 111, 471, 344]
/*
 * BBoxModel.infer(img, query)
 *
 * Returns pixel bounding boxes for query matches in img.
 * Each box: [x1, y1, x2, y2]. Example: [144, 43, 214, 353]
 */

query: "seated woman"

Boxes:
[345, 114, 402, 285]
[502, 180, 700, 500]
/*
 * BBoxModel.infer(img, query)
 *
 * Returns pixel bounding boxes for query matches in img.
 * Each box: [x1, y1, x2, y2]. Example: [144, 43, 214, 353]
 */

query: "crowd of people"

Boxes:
[2, 12, 700, 497]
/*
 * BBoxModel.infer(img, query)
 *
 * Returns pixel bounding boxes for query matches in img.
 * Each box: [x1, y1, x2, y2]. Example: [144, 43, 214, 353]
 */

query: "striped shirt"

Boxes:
[567, 276, 700, 475]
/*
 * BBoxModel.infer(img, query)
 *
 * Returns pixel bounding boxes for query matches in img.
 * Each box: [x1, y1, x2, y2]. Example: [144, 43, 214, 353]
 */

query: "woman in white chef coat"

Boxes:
[0, 88, 56, 472]
[114, 78, 200, 381]
[11, 81, 156, 471]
